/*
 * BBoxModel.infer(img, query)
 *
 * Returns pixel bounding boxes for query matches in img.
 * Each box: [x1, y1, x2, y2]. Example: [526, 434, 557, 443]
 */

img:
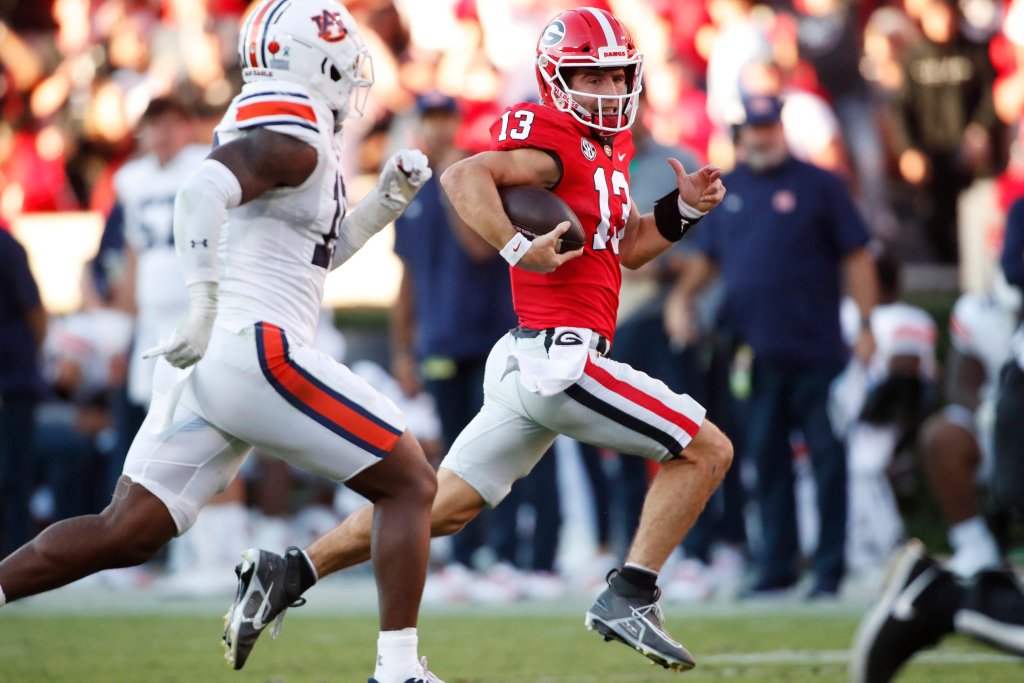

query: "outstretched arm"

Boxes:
[145, 130, 318, 368]
[619, 160, 724, 269]
[332, 149, 431, 269]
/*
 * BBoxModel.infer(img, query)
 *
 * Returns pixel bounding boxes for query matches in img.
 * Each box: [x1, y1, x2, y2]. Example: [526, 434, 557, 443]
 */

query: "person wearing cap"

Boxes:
[665, 93, 879, 599]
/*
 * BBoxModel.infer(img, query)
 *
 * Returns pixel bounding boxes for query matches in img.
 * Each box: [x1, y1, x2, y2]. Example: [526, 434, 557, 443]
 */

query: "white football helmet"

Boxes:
[238, 0, 373, 128]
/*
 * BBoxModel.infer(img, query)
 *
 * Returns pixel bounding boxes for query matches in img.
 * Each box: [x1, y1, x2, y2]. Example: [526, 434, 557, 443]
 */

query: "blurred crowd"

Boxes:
[4, 0, 1024, 263]
[1, 0, 1023, 602]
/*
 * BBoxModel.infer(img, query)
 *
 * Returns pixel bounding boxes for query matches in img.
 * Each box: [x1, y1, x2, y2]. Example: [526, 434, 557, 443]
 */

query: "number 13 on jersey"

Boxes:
[497, 108, 630, 254]
[593, 167, 628, 253]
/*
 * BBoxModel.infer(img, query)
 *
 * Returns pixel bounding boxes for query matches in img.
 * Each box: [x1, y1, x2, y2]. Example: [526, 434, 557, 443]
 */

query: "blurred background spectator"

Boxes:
[0, 227, 46, 554]
[666, 94, 879, 599]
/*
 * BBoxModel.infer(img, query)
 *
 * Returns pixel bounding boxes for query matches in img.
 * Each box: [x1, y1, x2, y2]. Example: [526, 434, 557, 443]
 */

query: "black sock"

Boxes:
[610, 564, 658, 598]
[285, 546, 318, 598]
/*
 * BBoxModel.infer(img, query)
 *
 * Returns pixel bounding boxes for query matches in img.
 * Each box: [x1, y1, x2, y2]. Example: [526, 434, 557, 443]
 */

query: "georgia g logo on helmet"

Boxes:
[311, 9, 348, 42]
[540, 20, 566, 47]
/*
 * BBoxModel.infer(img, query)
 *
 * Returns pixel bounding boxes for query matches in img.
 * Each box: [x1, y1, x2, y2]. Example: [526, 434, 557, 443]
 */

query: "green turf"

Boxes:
[0, 611, 1019, 682]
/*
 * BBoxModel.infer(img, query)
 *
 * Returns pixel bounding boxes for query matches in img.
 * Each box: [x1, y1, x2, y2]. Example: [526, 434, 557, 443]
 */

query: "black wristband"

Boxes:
[654, 189, 702, 242]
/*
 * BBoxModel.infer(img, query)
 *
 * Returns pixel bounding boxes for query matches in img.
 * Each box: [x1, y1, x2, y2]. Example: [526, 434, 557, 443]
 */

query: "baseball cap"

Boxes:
[415, 91, 458, 116]
[741, 95, 783, 126]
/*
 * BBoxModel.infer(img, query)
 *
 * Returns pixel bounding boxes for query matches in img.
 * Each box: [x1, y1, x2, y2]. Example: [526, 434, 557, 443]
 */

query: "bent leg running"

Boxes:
[338, 430, 437, 631]
[308, 467, 487, 578]
[0, 385, 249, 603]
[0, 476, 177, 601]
[625, 420, 733, 572]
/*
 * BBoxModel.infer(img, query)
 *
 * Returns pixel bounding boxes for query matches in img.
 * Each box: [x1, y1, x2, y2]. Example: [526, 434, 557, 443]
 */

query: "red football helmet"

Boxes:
[535, 7, 643, 135]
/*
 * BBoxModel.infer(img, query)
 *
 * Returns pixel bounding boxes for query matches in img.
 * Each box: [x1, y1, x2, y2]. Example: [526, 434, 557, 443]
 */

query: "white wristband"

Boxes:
[500, 231, 533, 266]
[678, 196, 707, 220]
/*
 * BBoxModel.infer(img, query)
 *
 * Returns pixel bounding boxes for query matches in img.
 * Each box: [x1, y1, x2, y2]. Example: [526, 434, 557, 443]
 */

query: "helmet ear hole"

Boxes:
[330, 65, 342, 82]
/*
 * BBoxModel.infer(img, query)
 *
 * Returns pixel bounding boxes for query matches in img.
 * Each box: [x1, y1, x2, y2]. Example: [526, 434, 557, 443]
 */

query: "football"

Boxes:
[497, 185, 586, 254]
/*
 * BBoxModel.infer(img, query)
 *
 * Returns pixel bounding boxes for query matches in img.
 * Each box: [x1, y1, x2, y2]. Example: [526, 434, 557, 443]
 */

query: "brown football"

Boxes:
[498, 185, 586, 254]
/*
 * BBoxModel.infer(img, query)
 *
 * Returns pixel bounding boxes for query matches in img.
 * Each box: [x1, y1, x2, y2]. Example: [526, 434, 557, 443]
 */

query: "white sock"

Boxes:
[948, 516, 1001, 577]
[374, 628, 419, 682]
[0, 583, 6, 607]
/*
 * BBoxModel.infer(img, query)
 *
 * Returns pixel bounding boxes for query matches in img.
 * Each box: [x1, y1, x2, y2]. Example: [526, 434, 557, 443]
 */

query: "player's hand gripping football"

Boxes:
[671, 159, 725, 213]
[378, 148, 433, 210]
[142, 282, 218, 369]
[518, 221, 584, 274]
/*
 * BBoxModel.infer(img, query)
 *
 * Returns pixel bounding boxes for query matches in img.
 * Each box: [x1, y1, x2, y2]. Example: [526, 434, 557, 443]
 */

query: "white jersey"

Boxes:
[949, 293, 1016, 404]
[117, 144, 208, 405]
[118, 145, 208, 316]
[840, 298, 938, 384]
[213, 81, 347, 348]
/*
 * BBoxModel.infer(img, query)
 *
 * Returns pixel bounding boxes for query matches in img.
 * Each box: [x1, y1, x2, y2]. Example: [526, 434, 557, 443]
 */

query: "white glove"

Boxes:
[143, 282, 218, 369]
[378, 148, 432, 210]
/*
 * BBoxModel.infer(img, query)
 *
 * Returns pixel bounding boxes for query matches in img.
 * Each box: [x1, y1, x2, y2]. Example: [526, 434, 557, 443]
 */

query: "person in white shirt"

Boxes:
[836, 251, 937, 575]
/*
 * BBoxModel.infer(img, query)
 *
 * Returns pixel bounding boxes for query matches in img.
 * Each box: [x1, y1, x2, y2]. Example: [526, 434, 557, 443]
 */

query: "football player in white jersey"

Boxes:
[114, 98, 208, 412]
[920, 287, 1017, 575]
[0, 2, 443, 682]
[851, 277, 1024, 682]
[836, 252, 937, 575]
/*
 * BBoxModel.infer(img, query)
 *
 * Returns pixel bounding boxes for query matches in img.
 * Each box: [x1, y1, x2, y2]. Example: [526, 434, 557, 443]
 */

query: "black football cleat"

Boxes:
[849, 539, 963, 683]
[585, 570, 696, 672]
[222, 547, 308, 670]
[955, 566, 1024, 656]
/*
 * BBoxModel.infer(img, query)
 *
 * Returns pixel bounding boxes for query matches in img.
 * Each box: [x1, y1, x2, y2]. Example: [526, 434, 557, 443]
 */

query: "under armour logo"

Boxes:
[190, 239, 208, 248]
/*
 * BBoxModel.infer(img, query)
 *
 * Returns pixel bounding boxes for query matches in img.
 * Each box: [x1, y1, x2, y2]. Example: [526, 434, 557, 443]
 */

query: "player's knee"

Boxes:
[687, 423, 733, 481]
[919, 414, 945, 454]
[431, 506, 476, 538]
[709, 431, 734, 480]
[103, 516, 172, 566]
[920, 414, 976, 469]
[407, 460, 438, 508]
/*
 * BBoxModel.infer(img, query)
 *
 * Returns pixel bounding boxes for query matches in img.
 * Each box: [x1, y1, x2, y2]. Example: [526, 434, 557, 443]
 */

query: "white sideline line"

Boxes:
[702, 649, 1021, 665]
[478, 650, 1024, 682]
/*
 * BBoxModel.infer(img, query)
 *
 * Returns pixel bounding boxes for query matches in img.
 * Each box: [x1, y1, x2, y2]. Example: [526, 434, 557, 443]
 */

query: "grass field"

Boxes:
[1, 580, 1020, 683]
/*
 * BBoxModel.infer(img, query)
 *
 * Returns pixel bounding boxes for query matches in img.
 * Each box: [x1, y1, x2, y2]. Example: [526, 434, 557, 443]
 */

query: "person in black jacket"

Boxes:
[0, 228, 46, 555]
[888, 0, 1000, 262]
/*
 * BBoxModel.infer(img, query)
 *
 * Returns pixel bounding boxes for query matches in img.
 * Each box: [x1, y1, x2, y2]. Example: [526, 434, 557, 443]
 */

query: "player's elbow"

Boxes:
[440, 158, 472, 205]
[619, 249, 645, 270]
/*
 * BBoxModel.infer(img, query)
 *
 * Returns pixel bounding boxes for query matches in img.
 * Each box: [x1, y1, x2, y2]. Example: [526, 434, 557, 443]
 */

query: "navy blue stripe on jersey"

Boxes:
[254, 323, 400, 457]
[237, 90, 311, 103]
[275, 330, 402, 439]
[260, 0, 290, 68]
[564, 383, 683, 455]
[237, 118, 318, 133]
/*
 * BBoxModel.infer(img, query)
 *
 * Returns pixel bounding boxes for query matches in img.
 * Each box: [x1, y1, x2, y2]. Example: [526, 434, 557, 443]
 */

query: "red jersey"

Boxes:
[490, 102, 634, 342]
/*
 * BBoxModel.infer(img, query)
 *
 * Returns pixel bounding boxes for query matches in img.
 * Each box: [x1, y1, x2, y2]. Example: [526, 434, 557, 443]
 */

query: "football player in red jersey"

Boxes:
[225, 7, 731, 673]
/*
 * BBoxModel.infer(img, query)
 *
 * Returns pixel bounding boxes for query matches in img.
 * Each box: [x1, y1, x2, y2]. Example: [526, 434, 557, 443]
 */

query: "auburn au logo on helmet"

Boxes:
[312, 10, 348, 42]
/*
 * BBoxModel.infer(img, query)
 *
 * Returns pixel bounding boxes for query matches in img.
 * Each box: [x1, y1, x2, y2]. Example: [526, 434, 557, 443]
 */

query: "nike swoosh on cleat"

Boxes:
[892, 566, 940, 621]
[249, 575, 275, 630]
